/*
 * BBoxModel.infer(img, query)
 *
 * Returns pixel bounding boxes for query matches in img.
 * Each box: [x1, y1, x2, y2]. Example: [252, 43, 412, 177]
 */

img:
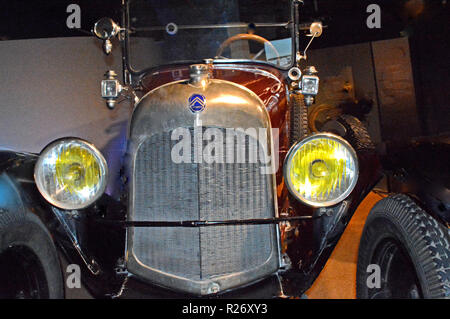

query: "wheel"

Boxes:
[0, 209, 64, 299]
[335, 115, 375, 150]
[357, 194, 450, 299]
[319, 114, 375, 151]
[308, 103, 342, 133]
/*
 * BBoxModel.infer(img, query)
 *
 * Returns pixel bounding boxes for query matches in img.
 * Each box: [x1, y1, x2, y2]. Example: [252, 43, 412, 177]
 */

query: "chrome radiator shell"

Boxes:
[126, 79, 280, 295]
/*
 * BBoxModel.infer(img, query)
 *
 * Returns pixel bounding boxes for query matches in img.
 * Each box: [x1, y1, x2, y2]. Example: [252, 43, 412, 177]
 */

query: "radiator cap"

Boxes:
[189, 64, 210, 87]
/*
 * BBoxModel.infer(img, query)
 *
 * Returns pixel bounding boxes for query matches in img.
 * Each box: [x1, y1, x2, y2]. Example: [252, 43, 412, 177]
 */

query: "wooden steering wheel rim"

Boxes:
[215, 33, 281, 65]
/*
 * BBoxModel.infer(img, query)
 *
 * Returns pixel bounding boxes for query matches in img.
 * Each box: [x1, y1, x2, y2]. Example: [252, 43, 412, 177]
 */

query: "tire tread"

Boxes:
[357, 194, 450, 298]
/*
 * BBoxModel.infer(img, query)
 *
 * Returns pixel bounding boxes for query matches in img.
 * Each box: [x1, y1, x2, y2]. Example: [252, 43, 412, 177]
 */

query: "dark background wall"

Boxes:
[0, 0, 448, 149]
[300, 0, 449, 140]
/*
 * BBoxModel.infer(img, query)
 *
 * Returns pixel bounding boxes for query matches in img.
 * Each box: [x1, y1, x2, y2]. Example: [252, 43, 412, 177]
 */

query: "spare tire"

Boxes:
[289, 93, 309, 146]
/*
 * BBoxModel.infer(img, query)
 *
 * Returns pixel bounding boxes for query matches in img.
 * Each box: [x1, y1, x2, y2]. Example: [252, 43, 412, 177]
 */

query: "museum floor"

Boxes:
[306, 192, 384, 299]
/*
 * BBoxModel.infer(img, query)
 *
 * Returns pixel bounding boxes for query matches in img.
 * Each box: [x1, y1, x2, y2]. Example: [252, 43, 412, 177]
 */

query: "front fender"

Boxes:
[279, 116, 382, 296]
[0, 150, 126, 298]
[381, 136, 450, 226]
[0, 151, 39, 215]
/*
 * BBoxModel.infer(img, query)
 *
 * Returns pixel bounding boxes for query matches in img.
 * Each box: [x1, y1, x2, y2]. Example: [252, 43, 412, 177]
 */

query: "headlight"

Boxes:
[301, 75, 319, 95]
[284, 133, 358, 207]
[34, 138, 108, 210]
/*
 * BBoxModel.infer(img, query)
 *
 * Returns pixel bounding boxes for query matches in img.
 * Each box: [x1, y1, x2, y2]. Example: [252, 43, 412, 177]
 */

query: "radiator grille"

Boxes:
[132, 127, 276, 283]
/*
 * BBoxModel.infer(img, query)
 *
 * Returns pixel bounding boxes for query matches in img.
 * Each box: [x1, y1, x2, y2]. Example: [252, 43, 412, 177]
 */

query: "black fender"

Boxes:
[280, 115, 383, 296]
[381, 135, 449, 226]
[0, 150, 126, 298]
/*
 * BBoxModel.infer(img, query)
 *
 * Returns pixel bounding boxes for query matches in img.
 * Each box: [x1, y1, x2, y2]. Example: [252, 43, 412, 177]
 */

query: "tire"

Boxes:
[289, 93, 308, 146]
[336, 115, 375, 151]
[0, 209, 64, 299]
[357, 194, 450, 299]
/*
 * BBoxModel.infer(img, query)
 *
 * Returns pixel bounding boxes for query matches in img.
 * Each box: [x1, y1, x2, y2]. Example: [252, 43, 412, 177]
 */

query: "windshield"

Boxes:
[127, 0, 293, 72]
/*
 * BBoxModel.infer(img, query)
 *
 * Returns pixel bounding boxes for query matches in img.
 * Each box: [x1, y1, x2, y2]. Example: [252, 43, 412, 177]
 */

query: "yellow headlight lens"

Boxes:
[34, 139, 108, 210]
[285, 133, 358, 207]
[55, 146, 101, 194]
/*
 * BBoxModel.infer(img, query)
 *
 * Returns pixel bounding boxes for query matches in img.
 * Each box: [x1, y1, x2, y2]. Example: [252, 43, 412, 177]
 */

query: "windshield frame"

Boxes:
[122, 0, 299, 77]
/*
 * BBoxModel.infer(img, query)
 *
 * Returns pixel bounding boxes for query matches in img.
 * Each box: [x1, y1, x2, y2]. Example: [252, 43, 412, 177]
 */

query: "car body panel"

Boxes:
[0, 62, 383, 297]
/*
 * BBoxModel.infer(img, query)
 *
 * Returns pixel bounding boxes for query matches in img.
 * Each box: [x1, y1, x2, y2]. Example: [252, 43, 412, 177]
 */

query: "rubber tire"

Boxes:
[357, 194, 450, 299]
[289, 93, 308, 146]
[0, 209, 64, 299]
[336, 115, 375, 151]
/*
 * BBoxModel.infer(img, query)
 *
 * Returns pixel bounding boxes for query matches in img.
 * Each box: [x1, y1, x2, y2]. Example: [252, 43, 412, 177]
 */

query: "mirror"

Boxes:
[93, 17, 119, 40]
[309, 22, 323, 37]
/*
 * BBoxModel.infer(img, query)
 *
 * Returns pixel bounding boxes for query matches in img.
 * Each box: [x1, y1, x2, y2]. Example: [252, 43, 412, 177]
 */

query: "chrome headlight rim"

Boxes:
[34, 137, 108, 210]
[284, 132, 359, 208]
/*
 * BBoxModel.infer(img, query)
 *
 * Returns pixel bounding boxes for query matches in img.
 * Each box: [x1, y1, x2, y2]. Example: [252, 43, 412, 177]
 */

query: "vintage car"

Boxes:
[0, 0, 448, 299]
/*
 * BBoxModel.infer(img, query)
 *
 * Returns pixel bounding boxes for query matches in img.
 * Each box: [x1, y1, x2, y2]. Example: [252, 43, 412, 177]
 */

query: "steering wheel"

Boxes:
[216, 34, 281, 66]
